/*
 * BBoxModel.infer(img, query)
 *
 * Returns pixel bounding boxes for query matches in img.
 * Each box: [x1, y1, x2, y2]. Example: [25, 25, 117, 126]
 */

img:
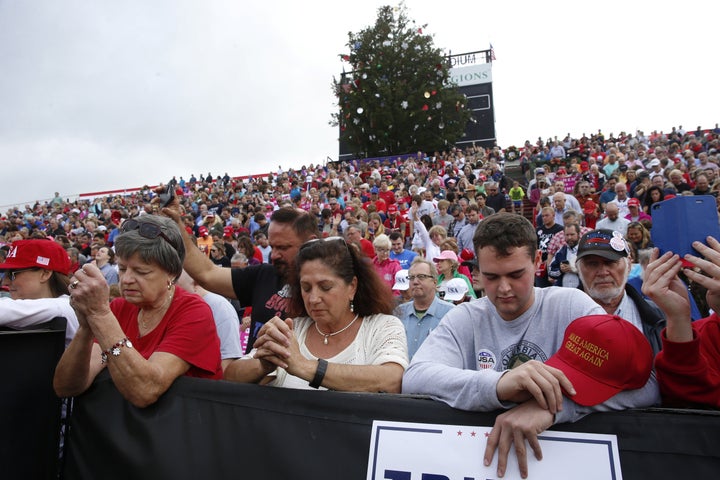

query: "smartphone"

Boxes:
[158, 184, 175, 207]
[651, 195, 720, 258]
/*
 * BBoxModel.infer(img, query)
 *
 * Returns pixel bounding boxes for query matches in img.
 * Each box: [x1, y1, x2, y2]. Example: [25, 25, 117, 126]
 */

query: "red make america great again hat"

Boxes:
[545, 314, 653, 406]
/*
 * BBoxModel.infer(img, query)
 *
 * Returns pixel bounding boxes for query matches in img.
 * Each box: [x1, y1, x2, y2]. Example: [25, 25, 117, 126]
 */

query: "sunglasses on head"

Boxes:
[121, 219, 174, 247]
[300, 236, 349, 252]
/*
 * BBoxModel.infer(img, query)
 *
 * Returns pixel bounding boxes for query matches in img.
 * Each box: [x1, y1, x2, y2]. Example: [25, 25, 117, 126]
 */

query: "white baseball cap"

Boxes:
[439, 278, 468, 302]
[392, 270, 410, 290]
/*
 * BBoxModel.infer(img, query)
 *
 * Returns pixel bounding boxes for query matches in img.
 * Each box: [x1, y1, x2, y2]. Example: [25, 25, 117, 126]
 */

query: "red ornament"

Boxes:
[342, 54, 350, 61]
[422, 104, 429, 111]
[431, 90, 437, 96]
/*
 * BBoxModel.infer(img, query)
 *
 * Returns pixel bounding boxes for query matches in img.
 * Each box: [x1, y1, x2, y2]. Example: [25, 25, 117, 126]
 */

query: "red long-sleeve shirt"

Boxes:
[655, 313, 720, 408]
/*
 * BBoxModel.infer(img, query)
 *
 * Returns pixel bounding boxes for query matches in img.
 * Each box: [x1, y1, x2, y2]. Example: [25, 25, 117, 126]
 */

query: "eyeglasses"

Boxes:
[407, 273, 434, 281]
[4, 268, 39, 282]
[121, 219, 174, 246]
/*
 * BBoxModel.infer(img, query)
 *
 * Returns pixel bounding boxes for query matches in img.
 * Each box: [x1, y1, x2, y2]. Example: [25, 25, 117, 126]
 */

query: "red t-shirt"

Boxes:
[110, 286, 222, 379]
[363, 199, 388, 213]
[379, 190, 396, 206]
[252, 246, 263, 264]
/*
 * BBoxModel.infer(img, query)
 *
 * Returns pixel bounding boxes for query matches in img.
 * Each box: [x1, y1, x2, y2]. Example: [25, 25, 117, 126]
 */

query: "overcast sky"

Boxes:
[1, 0, 718, 209]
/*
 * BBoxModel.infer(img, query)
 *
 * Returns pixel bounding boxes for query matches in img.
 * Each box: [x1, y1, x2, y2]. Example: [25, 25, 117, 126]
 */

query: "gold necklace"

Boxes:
[315, 314, 360, 345]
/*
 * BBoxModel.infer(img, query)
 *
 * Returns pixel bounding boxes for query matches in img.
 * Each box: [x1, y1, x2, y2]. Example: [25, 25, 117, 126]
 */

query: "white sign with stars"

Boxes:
[366, 420, 622, 480]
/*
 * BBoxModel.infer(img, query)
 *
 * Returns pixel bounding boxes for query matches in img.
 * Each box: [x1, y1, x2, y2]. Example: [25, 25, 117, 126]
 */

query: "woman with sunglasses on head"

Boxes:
[209, 243, 231, 267]
[53, 215, 222, 408]
[242, 237, 408, 392]
[0, 239, 79, 347]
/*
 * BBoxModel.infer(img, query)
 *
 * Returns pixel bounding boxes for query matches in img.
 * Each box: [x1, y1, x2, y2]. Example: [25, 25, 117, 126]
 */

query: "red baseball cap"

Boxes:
[545, 314, 653, 406]
[0, 239, 71, 275]
[459, 248, 475, 261]
[223, 226, 234, 238]
[628, 198, 641, 207]
[580, 161, 589, 172]
[198, 226, 209, 237]
[387, 205, 398, 214]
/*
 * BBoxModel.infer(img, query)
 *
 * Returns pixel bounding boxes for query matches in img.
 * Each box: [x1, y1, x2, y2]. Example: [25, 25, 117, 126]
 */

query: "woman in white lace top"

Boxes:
[247, 237, 408, 392]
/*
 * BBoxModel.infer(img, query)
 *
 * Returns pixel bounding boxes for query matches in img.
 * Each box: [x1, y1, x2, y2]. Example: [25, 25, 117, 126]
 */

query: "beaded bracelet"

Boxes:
[100, 337, 133, 364]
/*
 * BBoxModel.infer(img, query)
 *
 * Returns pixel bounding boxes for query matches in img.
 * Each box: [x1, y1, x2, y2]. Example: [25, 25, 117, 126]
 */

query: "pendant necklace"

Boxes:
[315, 314, 360, 345]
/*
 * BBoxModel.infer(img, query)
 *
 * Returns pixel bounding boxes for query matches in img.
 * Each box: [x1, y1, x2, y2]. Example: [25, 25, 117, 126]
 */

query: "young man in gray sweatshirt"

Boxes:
[402, 213, 659, 479]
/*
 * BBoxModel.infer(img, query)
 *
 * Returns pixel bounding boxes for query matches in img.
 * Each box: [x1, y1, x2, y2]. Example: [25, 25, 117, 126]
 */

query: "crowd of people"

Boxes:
[2, 124, 720, 478]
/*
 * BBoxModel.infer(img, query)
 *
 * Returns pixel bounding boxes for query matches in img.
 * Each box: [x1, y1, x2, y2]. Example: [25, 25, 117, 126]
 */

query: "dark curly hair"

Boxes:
[287, 238, 395, 317]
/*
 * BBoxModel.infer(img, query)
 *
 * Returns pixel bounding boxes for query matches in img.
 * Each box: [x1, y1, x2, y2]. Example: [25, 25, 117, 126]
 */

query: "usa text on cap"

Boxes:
[439, 278, 468, 302]
[0, 239, 71, 275]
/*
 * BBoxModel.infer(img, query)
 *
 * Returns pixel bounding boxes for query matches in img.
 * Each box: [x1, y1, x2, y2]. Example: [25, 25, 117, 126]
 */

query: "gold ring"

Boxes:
[70, 280, 79, 289]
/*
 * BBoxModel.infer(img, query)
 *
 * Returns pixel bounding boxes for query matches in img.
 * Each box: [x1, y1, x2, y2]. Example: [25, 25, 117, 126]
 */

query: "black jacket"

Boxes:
[625, 283, 666, 356]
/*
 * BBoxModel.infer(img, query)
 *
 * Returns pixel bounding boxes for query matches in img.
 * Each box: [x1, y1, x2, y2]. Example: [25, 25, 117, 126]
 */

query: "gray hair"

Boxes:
[562, 209, 582, 222]
[409, 256, 438, 278]
[231, 252, 248, 266]
[115, 215, 185, 280]
[373, 233, 391, 250]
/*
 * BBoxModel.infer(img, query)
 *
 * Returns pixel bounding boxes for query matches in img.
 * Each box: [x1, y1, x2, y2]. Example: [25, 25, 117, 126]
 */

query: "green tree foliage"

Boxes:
[331, 4, 472, 158]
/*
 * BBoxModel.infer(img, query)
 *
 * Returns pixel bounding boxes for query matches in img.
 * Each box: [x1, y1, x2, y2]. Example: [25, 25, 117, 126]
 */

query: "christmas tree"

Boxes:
[332, 4, 472, 158]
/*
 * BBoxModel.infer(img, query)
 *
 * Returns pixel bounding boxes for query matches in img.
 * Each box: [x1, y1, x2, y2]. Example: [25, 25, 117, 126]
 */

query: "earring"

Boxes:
[350, 300, 354, 313]
[167, 280, 173, 291]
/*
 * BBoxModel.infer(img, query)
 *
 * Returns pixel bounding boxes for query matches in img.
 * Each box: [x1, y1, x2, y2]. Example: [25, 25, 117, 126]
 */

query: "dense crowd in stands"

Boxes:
[1, 125, 718, 259]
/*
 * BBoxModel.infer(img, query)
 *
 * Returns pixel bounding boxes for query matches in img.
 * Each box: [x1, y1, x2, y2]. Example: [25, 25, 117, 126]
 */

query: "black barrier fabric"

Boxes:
[63, 372, 720, 480]
[1, 317, 66, 480]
